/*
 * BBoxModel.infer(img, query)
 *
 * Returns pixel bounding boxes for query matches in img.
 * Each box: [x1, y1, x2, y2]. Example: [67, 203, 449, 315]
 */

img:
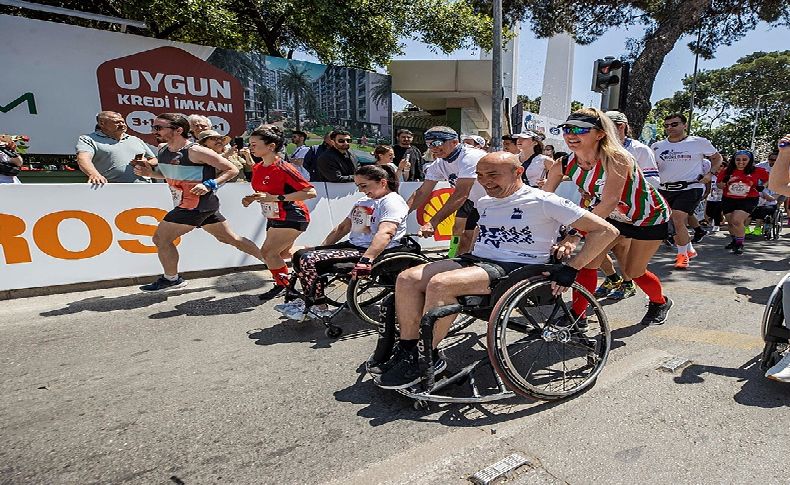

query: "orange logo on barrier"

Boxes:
[416, 188, 455, 241]
[0, 208, 178, 264]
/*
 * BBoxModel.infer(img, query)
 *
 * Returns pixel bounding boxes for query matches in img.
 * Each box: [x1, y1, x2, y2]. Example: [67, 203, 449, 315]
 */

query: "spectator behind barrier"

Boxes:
[317, 130, 358, 183]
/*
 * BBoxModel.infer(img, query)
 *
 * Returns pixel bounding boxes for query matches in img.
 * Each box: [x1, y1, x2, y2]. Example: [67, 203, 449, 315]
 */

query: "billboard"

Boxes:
[0, 15, 392, 154]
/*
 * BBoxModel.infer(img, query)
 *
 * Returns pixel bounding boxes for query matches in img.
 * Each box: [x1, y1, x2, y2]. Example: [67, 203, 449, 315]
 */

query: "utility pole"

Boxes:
[491, 0, 503, 150]
[687, 21, 703, 135]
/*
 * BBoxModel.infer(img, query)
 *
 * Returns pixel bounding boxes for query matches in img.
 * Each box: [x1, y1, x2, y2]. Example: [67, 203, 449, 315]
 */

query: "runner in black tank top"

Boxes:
[132, 113, 265, 292]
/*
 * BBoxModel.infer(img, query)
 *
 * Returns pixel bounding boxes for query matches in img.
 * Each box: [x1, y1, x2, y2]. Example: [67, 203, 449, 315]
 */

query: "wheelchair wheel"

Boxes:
[760, 274, 789, 371]
[487, 278, 610, 401]
[322, 272, 350, 307]
[347, 252, 428, 326]
[773, 208, 784, 240]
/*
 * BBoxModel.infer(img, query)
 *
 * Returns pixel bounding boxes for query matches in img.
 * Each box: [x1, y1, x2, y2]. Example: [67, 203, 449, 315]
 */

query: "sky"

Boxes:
[380, 20, 789, 112]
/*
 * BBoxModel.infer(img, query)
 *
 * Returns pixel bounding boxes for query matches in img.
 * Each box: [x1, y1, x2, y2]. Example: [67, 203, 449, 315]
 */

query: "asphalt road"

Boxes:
[2, 230, 789, 484]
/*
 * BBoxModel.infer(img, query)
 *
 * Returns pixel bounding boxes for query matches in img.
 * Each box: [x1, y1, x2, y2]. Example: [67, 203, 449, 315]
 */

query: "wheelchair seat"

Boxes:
[457, 263, 556, 320]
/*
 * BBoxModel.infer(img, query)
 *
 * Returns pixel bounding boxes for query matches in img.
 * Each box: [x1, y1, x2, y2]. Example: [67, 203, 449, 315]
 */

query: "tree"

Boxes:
[3, 1, 494, 70]
[649, 50, 790, 154]
[471, 0, 790, 135]
[280, 64, 314, 131]
[517, 95, 585, 115]
[256, 85, 275, 123]
[370, 76, 392, 111]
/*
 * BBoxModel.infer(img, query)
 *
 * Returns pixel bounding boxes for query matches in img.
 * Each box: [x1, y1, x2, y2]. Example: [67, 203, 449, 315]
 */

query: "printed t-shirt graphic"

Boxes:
[473, 185, 588, 264]
[425, 144, 487, 204]
[651, 136, 717, 190]
[721, 168, 769, 199]
[251, 160, 313, 222]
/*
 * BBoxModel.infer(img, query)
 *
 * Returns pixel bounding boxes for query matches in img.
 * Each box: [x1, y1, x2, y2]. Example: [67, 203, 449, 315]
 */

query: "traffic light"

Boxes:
[591, 57, 622, 93]
[591, 57, 631, 112]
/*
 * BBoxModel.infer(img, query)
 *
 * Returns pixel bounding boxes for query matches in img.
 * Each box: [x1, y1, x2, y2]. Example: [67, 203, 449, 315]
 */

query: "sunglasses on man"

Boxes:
[663, 121, 682, 128]
[335, 138, 352, 144]
[562, 127, 592, 135]
[427, 139, 449, 147]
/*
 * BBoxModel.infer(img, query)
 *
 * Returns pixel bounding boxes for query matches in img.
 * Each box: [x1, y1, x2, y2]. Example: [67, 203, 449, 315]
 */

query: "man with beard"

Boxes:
[132, 113, 264, 291]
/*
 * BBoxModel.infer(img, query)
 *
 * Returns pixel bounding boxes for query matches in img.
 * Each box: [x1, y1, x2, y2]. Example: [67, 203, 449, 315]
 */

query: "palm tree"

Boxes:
[370, 75, 392, 110]
[256, 85, 275, 123]
[280, 63, 313, 131]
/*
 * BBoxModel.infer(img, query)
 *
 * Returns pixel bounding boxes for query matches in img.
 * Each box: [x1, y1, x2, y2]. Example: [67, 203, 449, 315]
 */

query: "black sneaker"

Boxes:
[376, 349, 422, 389]
[725, 239, 736, 250]
[367, 345, 407, 375]
[140, 276, 186, 292]
[733, 244, 744, 255]
[258, 285, 285, 301]
[640, 297, 673, 326]
[691, 228, 706, 243]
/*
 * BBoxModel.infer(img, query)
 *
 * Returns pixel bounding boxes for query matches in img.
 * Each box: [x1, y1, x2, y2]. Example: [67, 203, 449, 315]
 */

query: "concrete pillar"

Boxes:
[446, 108, 463, 135]
[539, 33, 575, 121]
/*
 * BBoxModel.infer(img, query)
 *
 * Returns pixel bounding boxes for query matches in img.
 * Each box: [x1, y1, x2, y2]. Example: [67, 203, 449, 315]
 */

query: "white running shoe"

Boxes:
[710, 225, 720, 233]
[274, 301, 302, 314]
[309, 306, 336, 319]
[282, 301, 307, 320]
[766, 352, 790, 382]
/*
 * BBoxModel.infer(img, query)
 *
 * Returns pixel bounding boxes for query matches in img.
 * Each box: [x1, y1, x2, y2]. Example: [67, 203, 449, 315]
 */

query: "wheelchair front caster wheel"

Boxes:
[413, 400, 429, 411]
[325, 326, 343, 339]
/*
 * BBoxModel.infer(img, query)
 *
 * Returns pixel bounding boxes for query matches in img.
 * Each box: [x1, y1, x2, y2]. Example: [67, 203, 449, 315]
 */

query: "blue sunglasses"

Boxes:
[562, 127, 592, 135]
[427, 139, 447, 147]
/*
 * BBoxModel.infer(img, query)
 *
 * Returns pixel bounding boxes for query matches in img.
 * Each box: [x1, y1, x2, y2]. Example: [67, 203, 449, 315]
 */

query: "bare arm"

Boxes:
[362, 221, 398, 260]
[76, 151, 108, 185]
[542, 159, 565, 193]
[407, 179, 438, 213]
[591, 156, 630, 219]
[321, 218, 352, 245]
[700, 152, 723, 184]
[424, 178, 474, 228]
[768, 135, 790, 195]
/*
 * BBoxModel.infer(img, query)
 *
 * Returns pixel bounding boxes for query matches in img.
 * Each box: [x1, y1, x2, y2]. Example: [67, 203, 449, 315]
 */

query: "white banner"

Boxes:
[0, 182, 449, 291]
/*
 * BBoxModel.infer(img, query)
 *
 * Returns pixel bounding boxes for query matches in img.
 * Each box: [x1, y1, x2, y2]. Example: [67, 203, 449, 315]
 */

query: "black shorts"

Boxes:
[452, 253, 523, 286]
[658, 188, 704, 214]
[606, 218, 669, 241]
[722, 197, 759, 215]
[164, 208, 226, 227]
[456, 199, 480, 230]
[266, 219, 309, 231]
[751, 205, 777, 220]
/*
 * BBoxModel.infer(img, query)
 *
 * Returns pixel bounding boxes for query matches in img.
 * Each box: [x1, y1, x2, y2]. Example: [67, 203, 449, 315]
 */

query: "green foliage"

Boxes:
[4, 0, 495, 69]
[649, 50, 790, 156]
[517, 95, 584, 115]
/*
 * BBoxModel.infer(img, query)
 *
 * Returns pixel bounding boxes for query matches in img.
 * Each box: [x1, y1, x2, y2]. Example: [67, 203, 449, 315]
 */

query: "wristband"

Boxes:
[203, 179, 219, 191]
[358, 257, 373, 264]
[548, 263, 579, 287]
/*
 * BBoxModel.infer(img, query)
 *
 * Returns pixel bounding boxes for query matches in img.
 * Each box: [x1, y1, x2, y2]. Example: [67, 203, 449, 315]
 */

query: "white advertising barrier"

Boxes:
[0, 182, 449, 291]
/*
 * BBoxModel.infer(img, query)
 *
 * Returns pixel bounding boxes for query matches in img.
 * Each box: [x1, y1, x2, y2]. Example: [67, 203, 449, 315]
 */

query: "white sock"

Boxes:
[676, 245, 686, 255]
[686, 242, 694, 253]
[163, 274, 179, 281]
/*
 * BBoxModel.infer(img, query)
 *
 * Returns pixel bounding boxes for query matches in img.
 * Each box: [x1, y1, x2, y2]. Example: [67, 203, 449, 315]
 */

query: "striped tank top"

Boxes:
[157, 142, 219, 211]
[564, 154, 670, 226]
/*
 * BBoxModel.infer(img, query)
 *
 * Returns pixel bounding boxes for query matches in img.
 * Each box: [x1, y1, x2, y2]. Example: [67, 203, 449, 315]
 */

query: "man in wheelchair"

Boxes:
[275, 164, 409, 320]
[374, 152, 620, 389]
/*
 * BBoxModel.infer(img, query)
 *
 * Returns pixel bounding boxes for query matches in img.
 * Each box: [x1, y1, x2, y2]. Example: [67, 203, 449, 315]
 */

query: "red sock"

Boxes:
[633, 271, 666, 304]
[269, 265, 290, 287]
[572, 267, 598, 317]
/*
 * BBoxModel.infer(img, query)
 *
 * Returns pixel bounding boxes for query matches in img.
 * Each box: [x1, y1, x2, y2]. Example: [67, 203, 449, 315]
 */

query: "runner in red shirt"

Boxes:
[718, 149, 769, 254]
[242, 127, 316, 299]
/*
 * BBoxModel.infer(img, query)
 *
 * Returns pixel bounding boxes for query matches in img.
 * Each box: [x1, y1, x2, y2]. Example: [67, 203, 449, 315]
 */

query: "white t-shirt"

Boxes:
[523, 154, 553, 187]
[756, 161, 773, 174]
[707, 175, 723, 202]
[348, 192, 409, 249]
[291, 145, 310, 160]
[625, 137, 660, 188]
[652, 135, 718, 190]
[473, 185, 587, 264]
[425, 144, 487, 203]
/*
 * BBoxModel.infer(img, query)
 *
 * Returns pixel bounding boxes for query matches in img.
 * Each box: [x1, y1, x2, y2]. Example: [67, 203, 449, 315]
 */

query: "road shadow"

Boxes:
[148, 293, 265, 319]
[39, 287, 209, 316]
[674, 356, 790, 408]
[246, 310, 378, 350]
[610, 323, 650, 350]
[333, 329, 586, 427]
[735, 284, 777, 306]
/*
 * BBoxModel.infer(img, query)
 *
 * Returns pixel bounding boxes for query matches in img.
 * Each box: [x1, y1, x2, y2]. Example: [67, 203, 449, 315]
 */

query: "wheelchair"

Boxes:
[368, 264, 611, 407]
[280, 236, 432, 338]
[760, 200, 785, 241]
[760, 273, 790, 373]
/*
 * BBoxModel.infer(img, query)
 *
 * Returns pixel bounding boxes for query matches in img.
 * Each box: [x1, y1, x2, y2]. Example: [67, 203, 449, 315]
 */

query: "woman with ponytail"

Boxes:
[242, 126, 316, 300]
[544, 107, 673, 326]
[275, 164, 410, 320]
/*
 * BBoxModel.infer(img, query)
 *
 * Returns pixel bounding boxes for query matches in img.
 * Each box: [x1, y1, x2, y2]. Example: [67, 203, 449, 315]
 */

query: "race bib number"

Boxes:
[168, 186, 183, 207]
[351, 206, 373, 233]
[728, 181, 750, 197]
[260, 201, 281, 219]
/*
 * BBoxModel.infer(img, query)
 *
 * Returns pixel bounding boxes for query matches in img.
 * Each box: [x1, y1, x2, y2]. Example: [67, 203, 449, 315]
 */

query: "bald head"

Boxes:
[476, 151, 524, 198]
[95, 111, 126, 139]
